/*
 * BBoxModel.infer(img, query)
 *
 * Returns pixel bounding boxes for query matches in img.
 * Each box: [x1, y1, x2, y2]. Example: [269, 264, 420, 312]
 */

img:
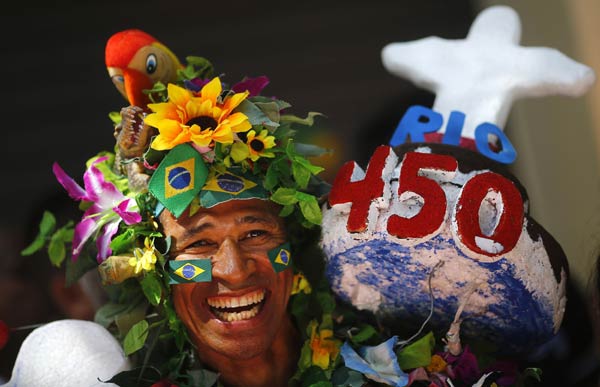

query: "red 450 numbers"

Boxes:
[329, 146, 524, 258]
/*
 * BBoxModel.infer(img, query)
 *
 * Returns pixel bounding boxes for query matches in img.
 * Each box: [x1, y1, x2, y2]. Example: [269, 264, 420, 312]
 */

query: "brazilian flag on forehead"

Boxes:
[199, 168, 268, 208]
[149, 144, 209, 218]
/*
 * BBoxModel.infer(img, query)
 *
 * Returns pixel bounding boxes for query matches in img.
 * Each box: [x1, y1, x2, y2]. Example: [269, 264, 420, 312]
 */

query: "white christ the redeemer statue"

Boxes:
[381, 5, 595, 139]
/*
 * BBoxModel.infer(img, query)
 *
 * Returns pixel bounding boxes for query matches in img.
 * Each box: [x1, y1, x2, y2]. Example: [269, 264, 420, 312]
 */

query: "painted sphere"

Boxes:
[321, 143, 568, 354]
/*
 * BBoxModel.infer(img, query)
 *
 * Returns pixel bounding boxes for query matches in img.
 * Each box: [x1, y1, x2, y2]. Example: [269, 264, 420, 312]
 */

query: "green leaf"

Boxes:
[187, 369, 220, 387]
[524, 367, 543, 382]
[271, 188, 299, 206]
[108, 111, 122, 125]
[316, 291, 335, 314]
[141, 273, 162, 306]
[60, 225, 75, 242]
[21, 211, 57, 256]
[21, 236, 45, 256]
[103, 366, 161, 387]
[109, 228, 136, 254]
[295, 143, 331, 158]
[264, 163, 279, 190]
[297, 340, 313, 372]
[48, 231, 66, 267]
[300, 366, 329, 387]
[115, 303, 148, 338]
[292, 162, 311, 189]
[331, 367, 365, 387]
[397, 331, 435, 370]
[250, 96, 291, 111]
[297, 194, 322, 225]
[254, 101, 282, 125]
[123, 319, 149, 356]
[280, 111, 324, 126]
[349, 325, 378, 345]
[95, 302, 131, 328]
[185, 56, 214, 78]
[294, 156, 325, 175]
[279, 204, 295, 217]
[235, 100, 278, 128]
[39, 211, 57, 235]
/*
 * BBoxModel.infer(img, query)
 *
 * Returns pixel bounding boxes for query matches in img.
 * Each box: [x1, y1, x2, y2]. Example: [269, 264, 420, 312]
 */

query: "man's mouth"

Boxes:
[207, 289, 267, 322]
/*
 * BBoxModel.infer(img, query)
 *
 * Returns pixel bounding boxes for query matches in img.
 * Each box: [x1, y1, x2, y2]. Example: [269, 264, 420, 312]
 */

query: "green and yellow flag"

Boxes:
[199, 170, 268, 208]
[268, 243, 292, 273]
[149, 144, 208, 218]
[168, 259, 212, 284]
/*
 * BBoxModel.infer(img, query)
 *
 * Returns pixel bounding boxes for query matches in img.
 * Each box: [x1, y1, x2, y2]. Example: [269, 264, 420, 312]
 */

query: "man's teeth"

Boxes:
[207, 289, 266, 321]
[213, 304, 261, 322]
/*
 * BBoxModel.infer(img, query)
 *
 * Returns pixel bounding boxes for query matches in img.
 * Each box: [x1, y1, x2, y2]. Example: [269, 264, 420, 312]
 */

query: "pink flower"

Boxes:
[53, 157, 141, 262]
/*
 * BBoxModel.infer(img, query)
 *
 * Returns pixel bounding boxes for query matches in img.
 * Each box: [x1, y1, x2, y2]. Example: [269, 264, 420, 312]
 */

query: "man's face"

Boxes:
[161, 199, 293, 360]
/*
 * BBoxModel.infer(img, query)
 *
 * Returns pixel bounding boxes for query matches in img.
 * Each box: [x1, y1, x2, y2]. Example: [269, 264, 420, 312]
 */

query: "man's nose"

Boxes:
[211, 238, 256, 285]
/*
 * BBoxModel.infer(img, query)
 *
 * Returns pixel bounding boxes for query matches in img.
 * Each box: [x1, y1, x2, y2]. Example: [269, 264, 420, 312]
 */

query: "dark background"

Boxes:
[0, 1, 596, 385]
[0, 0, 473, 233]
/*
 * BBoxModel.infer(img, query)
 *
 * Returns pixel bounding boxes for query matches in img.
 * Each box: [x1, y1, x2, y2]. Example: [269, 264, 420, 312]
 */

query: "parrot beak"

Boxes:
[122, 68, 154, 108]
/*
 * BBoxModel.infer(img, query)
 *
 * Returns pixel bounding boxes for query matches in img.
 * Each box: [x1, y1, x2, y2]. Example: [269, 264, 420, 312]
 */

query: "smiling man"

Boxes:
[6, 31, 329, 387]
[161, 199, 300, 387]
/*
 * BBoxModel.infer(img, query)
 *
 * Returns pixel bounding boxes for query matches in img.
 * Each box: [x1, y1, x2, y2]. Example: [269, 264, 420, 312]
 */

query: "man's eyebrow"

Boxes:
[182, 222, 215, 240]
[236, 215, 277, 226]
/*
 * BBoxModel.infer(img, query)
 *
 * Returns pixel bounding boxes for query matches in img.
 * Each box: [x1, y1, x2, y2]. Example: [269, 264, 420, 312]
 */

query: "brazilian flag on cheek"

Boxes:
[149, 144, 209, 218]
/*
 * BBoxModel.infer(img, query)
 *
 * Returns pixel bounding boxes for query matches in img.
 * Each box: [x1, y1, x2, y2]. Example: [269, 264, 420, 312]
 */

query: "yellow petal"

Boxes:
[312, 348, 330, 369]
[190, 129, 214, 147]
[153, 119, 184, 139]
[168, 83, 191, 107]
[151, 129, 191, 150]
[259, 151, 275, 159]
[230, 142, 250, 162]
[147, 102, 178, 120]
[230, 120, 252, 134]
[185, 99, 204, 120]
[211, 125, 233, 144]
[201, 77, 222, 104]
[320, 329, 334, 340]
[222, 91, 249, 115]
[198, 98, 215, 117]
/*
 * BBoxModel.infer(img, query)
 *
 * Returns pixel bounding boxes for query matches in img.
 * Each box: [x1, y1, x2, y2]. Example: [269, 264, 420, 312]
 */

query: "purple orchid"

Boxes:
[53, 157, 141, 262]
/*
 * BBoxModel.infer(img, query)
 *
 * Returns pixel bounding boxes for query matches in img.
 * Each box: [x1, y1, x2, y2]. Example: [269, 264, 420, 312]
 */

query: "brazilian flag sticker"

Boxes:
[168, 259, 212, 285]
[199, 170, 268, 208]
[148, 144, 208, 218]
[268, 242, 292, 273]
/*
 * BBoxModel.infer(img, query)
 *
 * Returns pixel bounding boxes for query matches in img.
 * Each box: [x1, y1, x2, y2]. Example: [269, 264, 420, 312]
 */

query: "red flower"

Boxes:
[0, 320, 10, 350]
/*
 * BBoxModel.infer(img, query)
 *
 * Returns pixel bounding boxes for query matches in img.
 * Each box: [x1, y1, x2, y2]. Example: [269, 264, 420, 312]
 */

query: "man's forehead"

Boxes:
[161, 199, 282, 233]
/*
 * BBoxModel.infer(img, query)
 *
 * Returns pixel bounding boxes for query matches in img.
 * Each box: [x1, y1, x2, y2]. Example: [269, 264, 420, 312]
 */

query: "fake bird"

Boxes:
[105, 29, 182, 108]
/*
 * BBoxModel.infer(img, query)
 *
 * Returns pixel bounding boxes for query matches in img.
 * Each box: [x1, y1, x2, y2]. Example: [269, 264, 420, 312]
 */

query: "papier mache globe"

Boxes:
[321, 5, 594, 355]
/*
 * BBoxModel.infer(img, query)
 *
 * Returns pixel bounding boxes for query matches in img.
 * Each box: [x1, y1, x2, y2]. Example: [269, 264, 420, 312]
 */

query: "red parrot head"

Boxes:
[105, 29, 182, 108]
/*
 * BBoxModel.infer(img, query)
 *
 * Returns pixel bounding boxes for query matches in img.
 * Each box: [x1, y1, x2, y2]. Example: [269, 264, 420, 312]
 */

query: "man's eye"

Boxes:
[188, 240, 213, 248]
[243, 230, 266, 240]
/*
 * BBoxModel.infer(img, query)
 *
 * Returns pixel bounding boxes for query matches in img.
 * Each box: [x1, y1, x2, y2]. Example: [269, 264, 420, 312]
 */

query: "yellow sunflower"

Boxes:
[245, 129, 276, 161]
[145, 78, 252, 150]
